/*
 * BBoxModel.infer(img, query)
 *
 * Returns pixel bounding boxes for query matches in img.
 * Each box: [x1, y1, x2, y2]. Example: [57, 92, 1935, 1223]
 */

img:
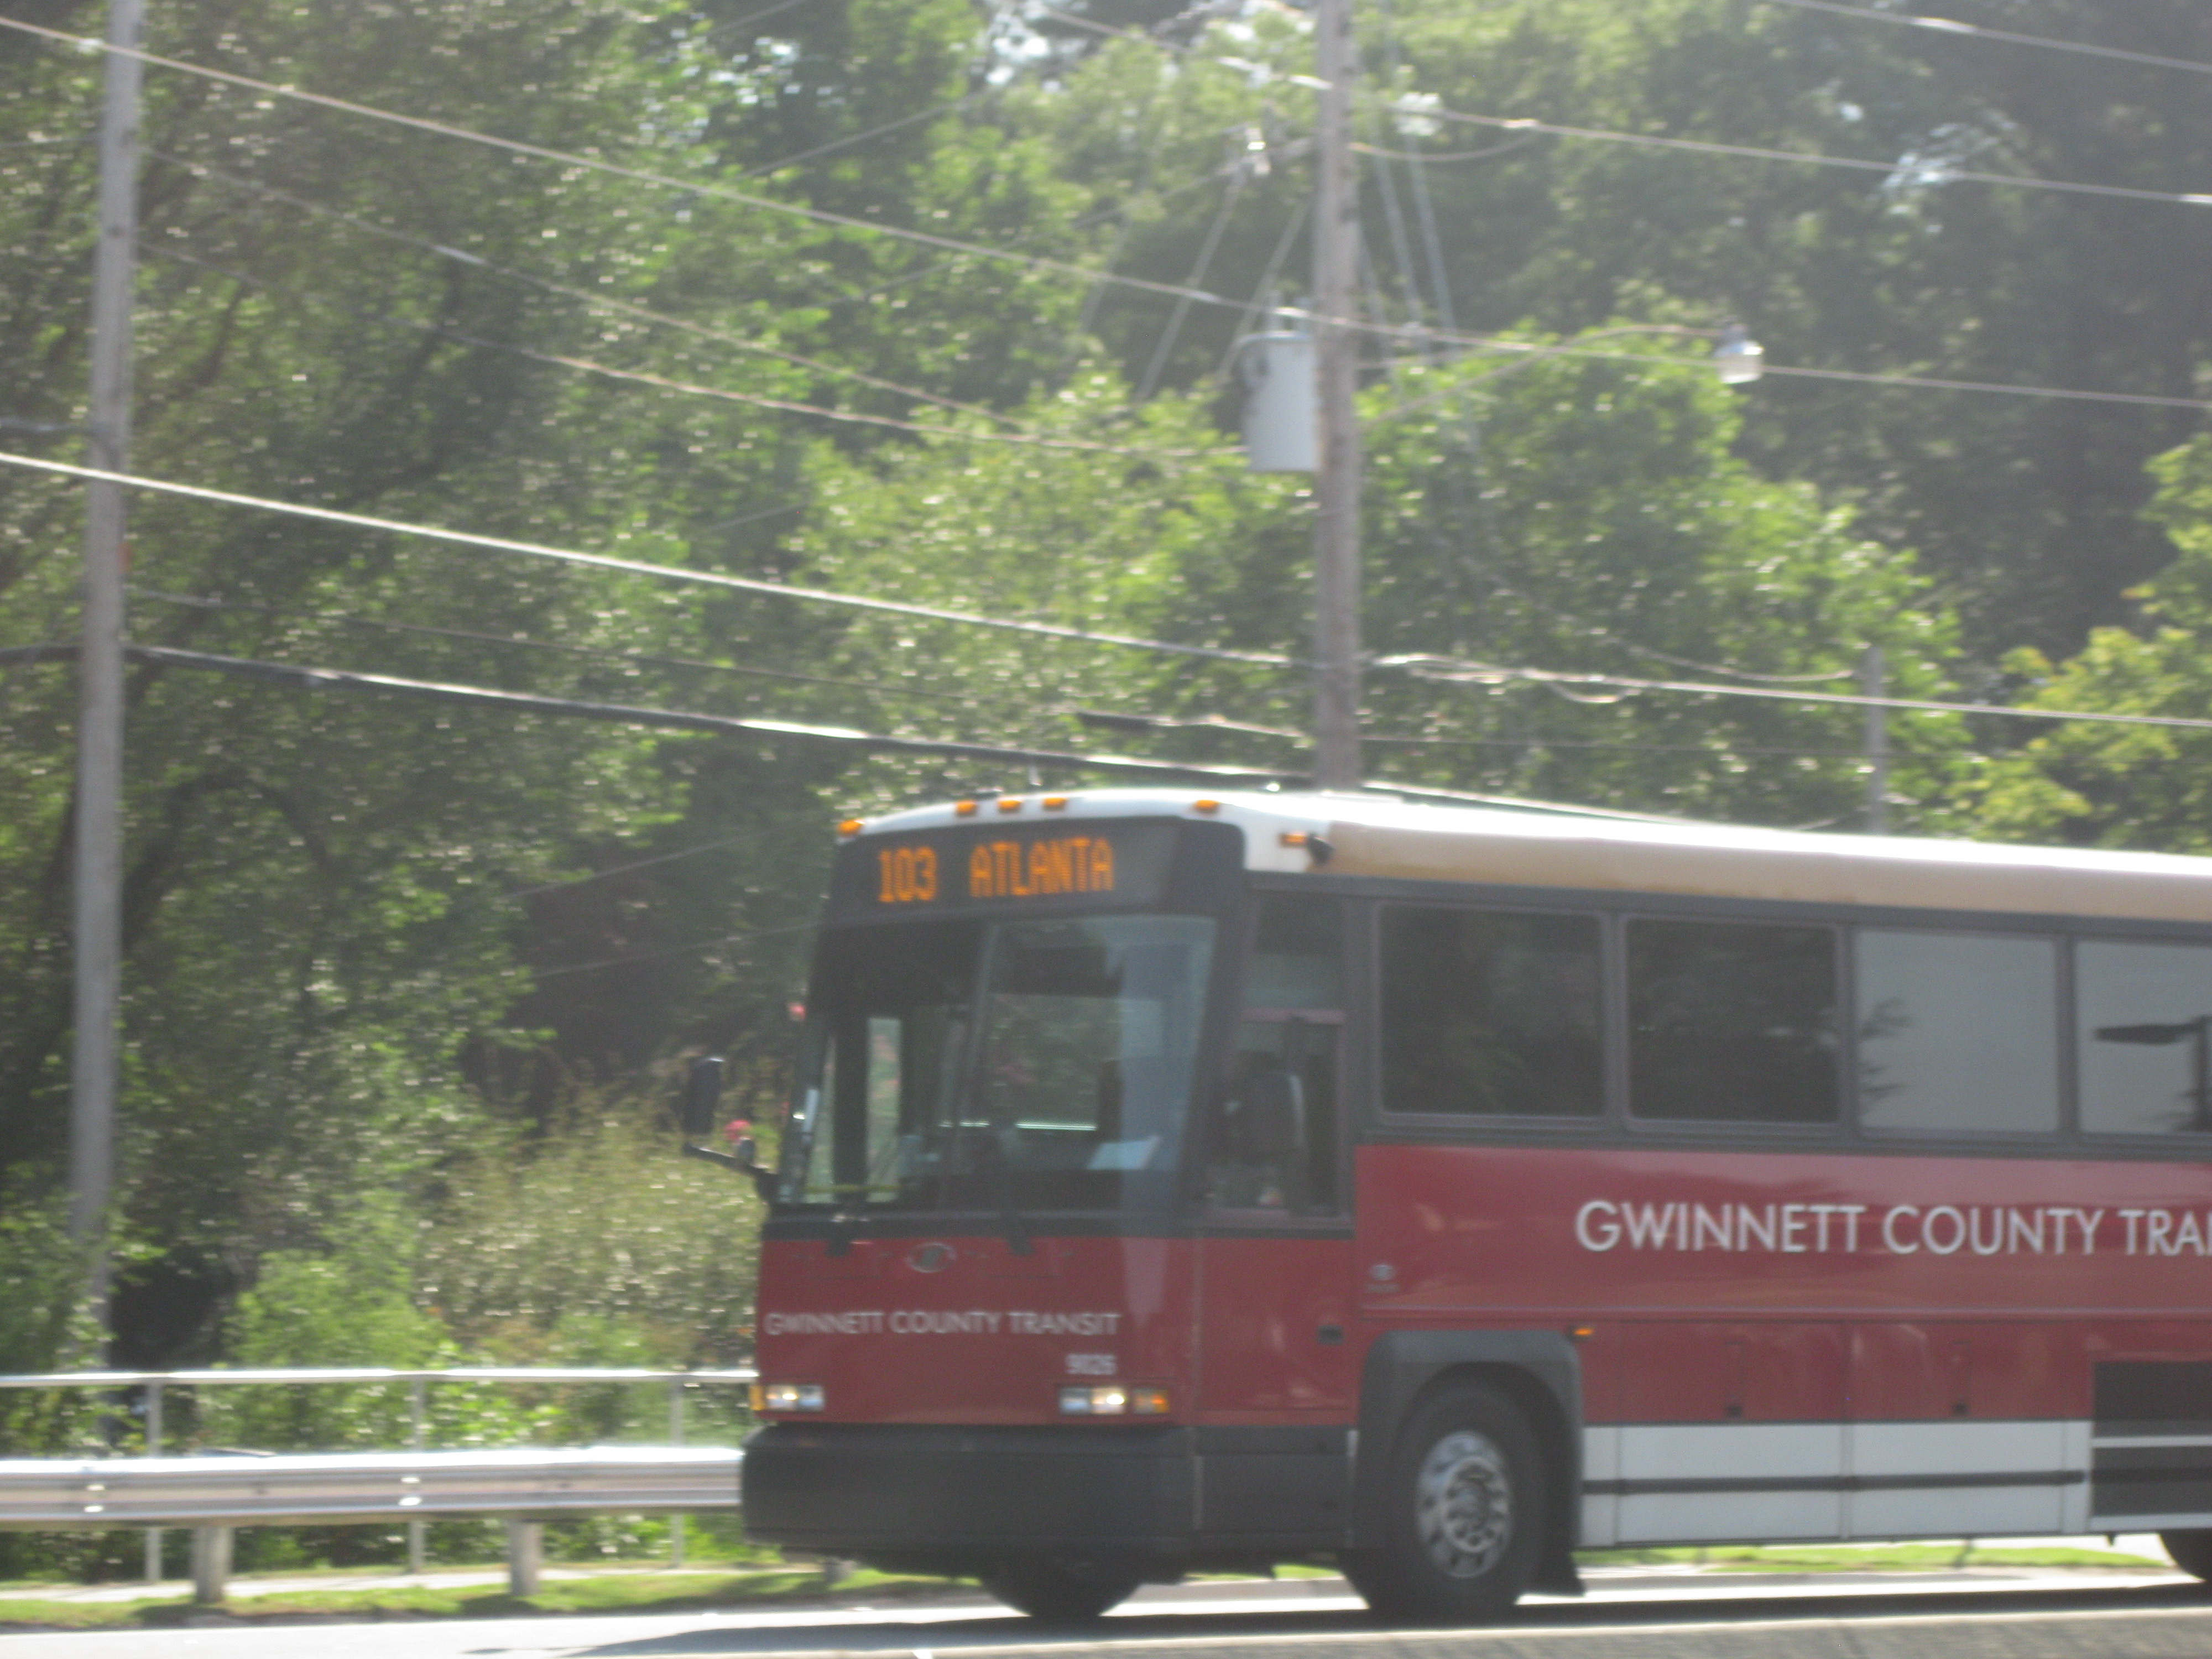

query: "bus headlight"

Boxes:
[759, 1382, 825, 1413]
[1059, 1385, 1168, 1416]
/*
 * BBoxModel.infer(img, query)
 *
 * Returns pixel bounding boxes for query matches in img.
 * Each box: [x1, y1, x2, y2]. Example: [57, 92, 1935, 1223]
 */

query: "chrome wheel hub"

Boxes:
[1413, 1428, 1512, 1578]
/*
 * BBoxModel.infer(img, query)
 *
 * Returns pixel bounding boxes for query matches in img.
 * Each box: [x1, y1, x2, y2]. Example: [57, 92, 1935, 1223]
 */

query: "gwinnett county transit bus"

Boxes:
[727, 789, 2212, 1622]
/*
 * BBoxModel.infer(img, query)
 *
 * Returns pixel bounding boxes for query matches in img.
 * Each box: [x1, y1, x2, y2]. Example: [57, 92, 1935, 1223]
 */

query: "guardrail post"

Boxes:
[668, 1375, 685, 1569]
[142, 1379, 161, 1583]
[407, 1374, 426, 1575]
[190, 1525, 231, 1603]
[506, 1520, 541, 1595]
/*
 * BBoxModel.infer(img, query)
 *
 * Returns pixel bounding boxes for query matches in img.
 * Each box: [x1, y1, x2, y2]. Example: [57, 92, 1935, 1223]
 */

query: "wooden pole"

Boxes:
[1310, 0, 1362, 791]
[70, 0, 144, 1335]
[1860, 645, 1889, 833]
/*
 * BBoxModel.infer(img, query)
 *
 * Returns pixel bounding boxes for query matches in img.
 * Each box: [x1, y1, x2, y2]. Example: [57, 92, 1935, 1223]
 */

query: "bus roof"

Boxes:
[852, 789, 2212, 925]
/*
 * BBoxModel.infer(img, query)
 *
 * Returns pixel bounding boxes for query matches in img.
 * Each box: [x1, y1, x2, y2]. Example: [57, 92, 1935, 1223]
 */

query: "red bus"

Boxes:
[731, 789, 2212, 1621]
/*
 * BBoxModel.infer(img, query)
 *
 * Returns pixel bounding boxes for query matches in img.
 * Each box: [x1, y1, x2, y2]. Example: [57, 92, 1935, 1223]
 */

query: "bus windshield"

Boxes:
[781, 913, 1218, 1214]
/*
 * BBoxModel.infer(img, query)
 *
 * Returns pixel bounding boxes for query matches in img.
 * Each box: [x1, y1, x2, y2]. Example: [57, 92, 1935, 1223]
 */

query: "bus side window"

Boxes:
[1856, 930, 2058, 1135]
[1628, 918, 1838, 1124]
[2078, 939, 2212, 1135]
[1209, 895, 1343, 1215]
[1379, 906, 1603, 1117]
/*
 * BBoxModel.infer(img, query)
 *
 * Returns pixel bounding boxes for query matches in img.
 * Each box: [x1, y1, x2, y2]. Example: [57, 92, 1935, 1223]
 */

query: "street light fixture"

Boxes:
[1713, 320, 1765, 386]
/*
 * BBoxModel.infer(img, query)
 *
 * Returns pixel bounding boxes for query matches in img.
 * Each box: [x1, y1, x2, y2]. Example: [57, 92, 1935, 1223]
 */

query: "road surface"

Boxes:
[7, 1567, 2212, 1658]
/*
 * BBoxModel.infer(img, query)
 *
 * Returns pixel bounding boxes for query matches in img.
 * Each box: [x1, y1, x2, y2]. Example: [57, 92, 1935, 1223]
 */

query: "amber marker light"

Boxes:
[1192, 799, 1220, 813]
[1280, 831, 1310, 847]
[836, 820, 863, 837]
[953, 800, 979, 817]
[1042, 796, 1068, 810]
[998, 797, 1024, 813]
[1569, 1326, 1596, 1342]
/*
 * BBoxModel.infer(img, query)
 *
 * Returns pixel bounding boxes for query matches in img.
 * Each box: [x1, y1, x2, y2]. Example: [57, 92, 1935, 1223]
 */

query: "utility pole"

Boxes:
[1860, 644, 1888, 834]
[1310, 0, 1362, 791]
[71, 0, 144, 1333]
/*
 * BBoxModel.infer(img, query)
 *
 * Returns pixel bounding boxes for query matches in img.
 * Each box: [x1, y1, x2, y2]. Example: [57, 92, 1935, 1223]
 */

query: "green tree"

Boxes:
[1973, 434, 2212, 851]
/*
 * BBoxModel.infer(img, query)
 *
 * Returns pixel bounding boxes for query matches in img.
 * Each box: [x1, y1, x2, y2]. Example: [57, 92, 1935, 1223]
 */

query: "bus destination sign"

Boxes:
[828, 820, 1180, 919]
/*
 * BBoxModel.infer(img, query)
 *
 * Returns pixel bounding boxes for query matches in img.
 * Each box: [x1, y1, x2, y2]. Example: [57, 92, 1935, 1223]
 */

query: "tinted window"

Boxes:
[1629, 919, 1837, 1123]
[1856, 930, 2059, 1135]
[1380, 907, 1603, 1117]
[2078, 940, 2212, 1136]
[1245, 891, 1344, 1011]
[1210, 896, 1344, 1214]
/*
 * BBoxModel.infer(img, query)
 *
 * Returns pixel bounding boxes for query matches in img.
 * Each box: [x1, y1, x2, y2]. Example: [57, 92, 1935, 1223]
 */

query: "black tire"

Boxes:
[1342, 1382, 1547, 1625]
[978, 1561, 1142, 1621]
[2163, 1531, 2212, 1583]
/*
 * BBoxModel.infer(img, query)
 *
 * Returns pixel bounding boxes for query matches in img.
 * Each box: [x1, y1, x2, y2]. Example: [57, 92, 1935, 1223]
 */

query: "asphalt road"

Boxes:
[11, 1569, 2212, 1659]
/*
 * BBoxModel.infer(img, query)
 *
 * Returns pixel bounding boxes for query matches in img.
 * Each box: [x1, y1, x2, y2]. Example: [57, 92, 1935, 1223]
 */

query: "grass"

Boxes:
[0, 1566, 958, 1631]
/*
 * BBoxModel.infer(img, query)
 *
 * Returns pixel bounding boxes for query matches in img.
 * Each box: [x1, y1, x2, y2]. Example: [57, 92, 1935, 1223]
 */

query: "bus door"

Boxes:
[1190, 894, 1357, 1536]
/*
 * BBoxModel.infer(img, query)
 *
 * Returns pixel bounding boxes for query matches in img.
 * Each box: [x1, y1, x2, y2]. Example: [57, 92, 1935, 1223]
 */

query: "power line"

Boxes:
[144, 150, 1048, 432]
[1381, 654, 2212, 734]
[150, 230, 1191, 460]
[531, 917, 820, 982]
[505, 826, 789, 900]
[1035, 0, 2212, 210]
[1416, 105, 2212, 211]
[0, 449, 1302, 667]
[717, 0, 810, 38]
[8, 639, 1308, 778]
[1757, 0, 2212, 78]
[1365, 732, 1873, 757]
[132, 587, 1003, 704]
[0, 15, 1245, 316]
[25, 16, 2211, 417]
[138, 587, 1279, 730]
[1374, 327, 2212, 418]
[1352, 136, 1541, 164]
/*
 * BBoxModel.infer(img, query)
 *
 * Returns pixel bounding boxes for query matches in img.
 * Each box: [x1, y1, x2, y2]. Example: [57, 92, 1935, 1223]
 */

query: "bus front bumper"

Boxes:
[742, 1422, 1198, 1567]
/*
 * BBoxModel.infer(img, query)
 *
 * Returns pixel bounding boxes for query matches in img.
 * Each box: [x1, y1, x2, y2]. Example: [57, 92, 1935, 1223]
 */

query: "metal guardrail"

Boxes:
[0, 1368, 759, 1601]
[0, 1444, 744, 1527]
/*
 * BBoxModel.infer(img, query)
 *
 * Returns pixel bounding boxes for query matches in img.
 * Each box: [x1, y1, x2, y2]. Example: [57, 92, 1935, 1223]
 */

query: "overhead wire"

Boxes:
[531, 917, 820, 982]
[131, 587, 1007, 705]
[26, 639, 1309, 780]
[1352, 135, 1541, 164]
[1210, 190, 1310, 383]
[1134, 161, 1250, 401]
[138, 587, 1308, 734]
[21, 444, 2210, 736]
[1755, 0, 2212, 77]
[0, 450, 1302, 667]
[141, 221, 1191, 460]
[505, 825, 791, 900]
[1033, 0, 2212, 209]
[1381, 655, 2212, 735]
[144, 149, 1044, 431]
[17, 15, 2212, 415]
[1375, 0, 1458, 338]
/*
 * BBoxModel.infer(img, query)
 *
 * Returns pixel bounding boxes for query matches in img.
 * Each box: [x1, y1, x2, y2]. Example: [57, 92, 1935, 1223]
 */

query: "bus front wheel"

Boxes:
[1344, 1383, 1547, 1624]
[979, 1561, 1142, 1621]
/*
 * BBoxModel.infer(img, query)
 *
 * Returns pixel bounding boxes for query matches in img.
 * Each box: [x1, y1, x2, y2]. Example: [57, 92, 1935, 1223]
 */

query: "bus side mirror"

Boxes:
[679, 1055, 724, 1140]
